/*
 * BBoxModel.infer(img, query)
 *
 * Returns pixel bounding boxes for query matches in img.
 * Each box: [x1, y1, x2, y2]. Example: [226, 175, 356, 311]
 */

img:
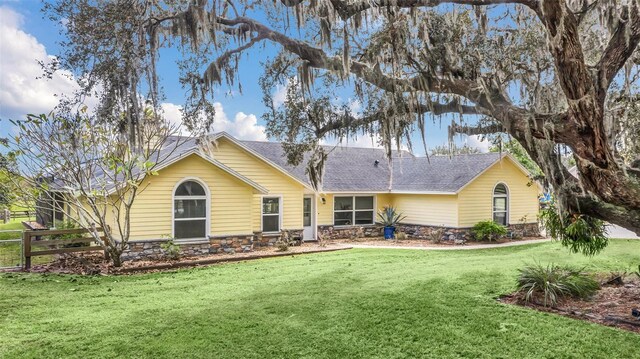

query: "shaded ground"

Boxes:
[1, 240, 639, 358]
[28, 243, 347, 275]
[501, 277, 640, 333]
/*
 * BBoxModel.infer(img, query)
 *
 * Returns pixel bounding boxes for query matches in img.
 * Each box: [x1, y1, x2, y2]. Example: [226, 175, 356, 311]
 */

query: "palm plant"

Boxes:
[377, 206, 406, 227]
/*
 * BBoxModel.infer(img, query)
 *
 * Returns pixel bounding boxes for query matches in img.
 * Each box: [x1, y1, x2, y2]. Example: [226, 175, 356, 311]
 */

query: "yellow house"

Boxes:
[51, 132, 541, 259]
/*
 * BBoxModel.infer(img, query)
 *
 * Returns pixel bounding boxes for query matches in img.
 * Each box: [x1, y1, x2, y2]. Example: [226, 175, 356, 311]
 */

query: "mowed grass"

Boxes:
[0, 219, 24, 267]
[1, 240, 639, 359]
[0, 219, 24, 240]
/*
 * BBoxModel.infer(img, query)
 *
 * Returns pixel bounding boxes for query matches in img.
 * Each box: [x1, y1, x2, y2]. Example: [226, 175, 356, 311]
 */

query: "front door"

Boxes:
[302, 196, 315, 240]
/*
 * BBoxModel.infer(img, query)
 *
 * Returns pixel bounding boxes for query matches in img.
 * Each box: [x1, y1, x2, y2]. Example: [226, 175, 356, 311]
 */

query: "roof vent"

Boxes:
[374, 160, 380, 167]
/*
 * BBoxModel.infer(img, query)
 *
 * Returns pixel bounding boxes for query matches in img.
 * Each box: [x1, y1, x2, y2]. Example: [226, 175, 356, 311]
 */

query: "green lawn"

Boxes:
[0, 219, 24, 267]
[0, 240, 638, 358]
[0, 219, 24, 240]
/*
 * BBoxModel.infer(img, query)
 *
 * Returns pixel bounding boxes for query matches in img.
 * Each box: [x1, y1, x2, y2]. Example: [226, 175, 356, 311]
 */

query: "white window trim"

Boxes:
[492, 182, 509, 225]
[261, 195, 283, 234]
[172, 177, 211, 241]
[333, 195, 376, 227]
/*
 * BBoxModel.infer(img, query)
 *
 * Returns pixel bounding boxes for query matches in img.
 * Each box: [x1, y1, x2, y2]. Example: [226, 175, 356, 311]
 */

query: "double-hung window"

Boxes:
[262, 197, 281, 233]
[334, 196, 374, 226]
[492, 183, 509, 226]
[174, 180, 208, 239]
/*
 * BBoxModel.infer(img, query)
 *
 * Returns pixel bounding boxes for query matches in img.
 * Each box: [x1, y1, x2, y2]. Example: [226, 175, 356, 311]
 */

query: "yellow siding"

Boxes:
[457, 157, 540, 227]
[391, 194, 459, 227]
[317, 194, 333, 225]
[209, 139, 306, 231]
[128, 154, 254, 239]
[69, 196, 120, 236]
[316, 193, 391, 226]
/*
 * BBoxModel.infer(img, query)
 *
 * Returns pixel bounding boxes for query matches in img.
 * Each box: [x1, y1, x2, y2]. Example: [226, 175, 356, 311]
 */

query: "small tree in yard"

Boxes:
[6, 110, 186, 267]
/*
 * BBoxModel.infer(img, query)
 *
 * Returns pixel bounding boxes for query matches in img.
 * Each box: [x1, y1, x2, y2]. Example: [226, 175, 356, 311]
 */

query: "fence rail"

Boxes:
[1, 209, 35, 223]
[23, 227, 106, 269]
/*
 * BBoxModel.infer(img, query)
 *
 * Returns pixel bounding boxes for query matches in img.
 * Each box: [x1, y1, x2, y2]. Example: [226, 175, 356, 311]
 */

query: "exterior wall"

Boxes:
[67, 196, 122, 239]
[128, 154, 255, 239]
[316, 193, 390, 226]
[391, 194, 459, 227]
[210, 138, 306, 232]
[457, 157, 540, 227]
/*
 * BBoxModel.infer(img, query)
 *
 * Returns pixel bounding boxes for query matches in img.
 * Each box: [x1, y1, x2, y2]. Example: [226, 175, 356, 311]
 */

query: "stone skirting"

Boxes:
[121, 230, 305, 261]
[395, 224, 470, 241]
[121, 240, 211, 261]
[253, 229, 303, 247]
[209, 234, 254, 254]
[317, 222, 540, 242]
[396, 222, 541, 241]
[506, 222, 541, 238]
[317, 225, 383, 240]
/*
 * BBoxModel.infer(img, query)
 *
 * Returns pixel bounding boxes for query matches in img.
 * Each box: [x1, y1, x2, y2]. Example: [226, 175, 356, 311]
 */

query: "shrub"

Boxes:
[516, 263, 599, 307]
[160, 240, 181, 260]
[275, 241, 289, 252]
[539, 203, 608, 256]
[428, 226, 445, 244]
[472, 221, 507, 241]
[395, 232, 407, 241]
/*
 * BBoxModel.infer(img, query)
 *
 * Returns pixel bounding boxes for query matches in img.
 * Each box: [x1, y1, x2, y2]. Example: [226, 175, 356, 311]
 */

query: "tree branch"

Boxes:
[214, 15, 572, 143]
[280, 0, 540, 20]
[596, 3, 640, 100]
[539, 0, 593, 101]
[449, 122, 504, 136]
[316, 100, 484, 137]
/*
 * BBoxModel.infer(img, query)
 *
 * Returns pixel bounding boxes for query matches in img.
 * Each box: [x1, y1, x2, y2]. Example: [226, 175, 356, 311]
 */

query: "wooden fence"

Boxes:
[1, 209, 35, 223]
[23, 227, 106, 270]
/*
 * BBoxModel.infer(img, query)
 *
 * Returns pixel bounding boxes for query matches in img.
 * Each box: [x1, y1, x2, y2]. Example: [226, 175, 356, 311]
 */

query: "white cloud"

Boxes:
[161, 101, 267, 141]
[211, 102, 267, 141]
[0, 7, 83, 120]
[160, 102, 185, 128]
[272, 82, 288, 108]
[465, 135, 490, 153]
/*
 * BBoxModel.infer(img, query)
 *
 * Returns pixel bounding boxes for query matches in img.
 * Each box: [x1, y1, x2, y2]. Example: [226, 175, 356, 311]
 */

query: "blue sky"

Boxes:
[0, 1, 488, 154]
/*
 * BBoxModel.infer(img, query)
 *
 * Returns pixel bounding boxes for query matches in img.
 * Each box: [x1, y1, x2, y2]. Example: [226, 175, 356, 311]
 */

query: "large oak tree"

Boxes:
[43, 0, 640, 246]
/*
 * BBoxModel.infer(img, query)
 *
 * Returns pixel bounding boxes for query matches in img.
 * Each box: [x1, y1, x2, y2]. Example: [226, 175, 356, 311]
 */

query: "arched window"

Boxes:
[493, 183, 509, 226]
[173, 180, 208, 239]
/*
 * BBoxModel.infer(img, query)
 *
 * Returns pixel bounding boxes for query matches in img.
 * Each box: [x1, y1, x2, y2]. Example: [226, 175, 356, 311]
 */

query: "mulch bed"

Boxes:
[499, 277, 640, 334]
[329, 236, 546, 247]
[27, 243, 351, 275]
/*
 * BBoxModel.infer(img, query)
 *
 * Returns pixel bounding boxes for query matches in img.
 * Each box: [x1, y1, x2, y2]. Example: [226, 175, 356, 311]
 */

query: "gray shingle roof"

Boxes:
[54, 133, 504, 194]
[391, 154, 503, 192]
[239, 138, 503, 193]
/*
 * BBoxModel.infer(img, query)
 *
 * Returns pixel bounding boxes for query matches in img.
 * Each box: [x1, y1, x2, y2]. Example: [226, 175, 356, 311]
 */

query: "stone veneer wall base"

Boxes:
[121, 230, 305, 261]
[318, 222, 540, 242]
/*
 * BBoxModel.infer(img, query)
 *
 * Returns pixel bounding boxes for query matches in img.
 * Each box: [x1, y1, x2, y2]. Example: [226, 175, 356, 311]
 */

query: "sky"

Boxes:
[0, 1, 490, 154]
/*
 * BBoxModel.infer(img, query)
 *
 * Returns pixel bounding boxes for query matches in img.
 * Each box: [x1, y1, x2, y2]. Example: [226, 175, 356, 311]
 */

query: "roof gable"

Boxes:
[212, 132, 314, 191]
[128, 133, 526, 194]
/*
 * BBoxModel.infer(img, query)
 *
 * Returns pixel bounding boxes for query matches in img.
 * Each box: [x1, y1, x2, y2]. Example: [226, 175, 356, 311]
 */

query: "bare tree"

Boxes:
[7, 109, 185, 266]
[43, 1, 640, 253]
